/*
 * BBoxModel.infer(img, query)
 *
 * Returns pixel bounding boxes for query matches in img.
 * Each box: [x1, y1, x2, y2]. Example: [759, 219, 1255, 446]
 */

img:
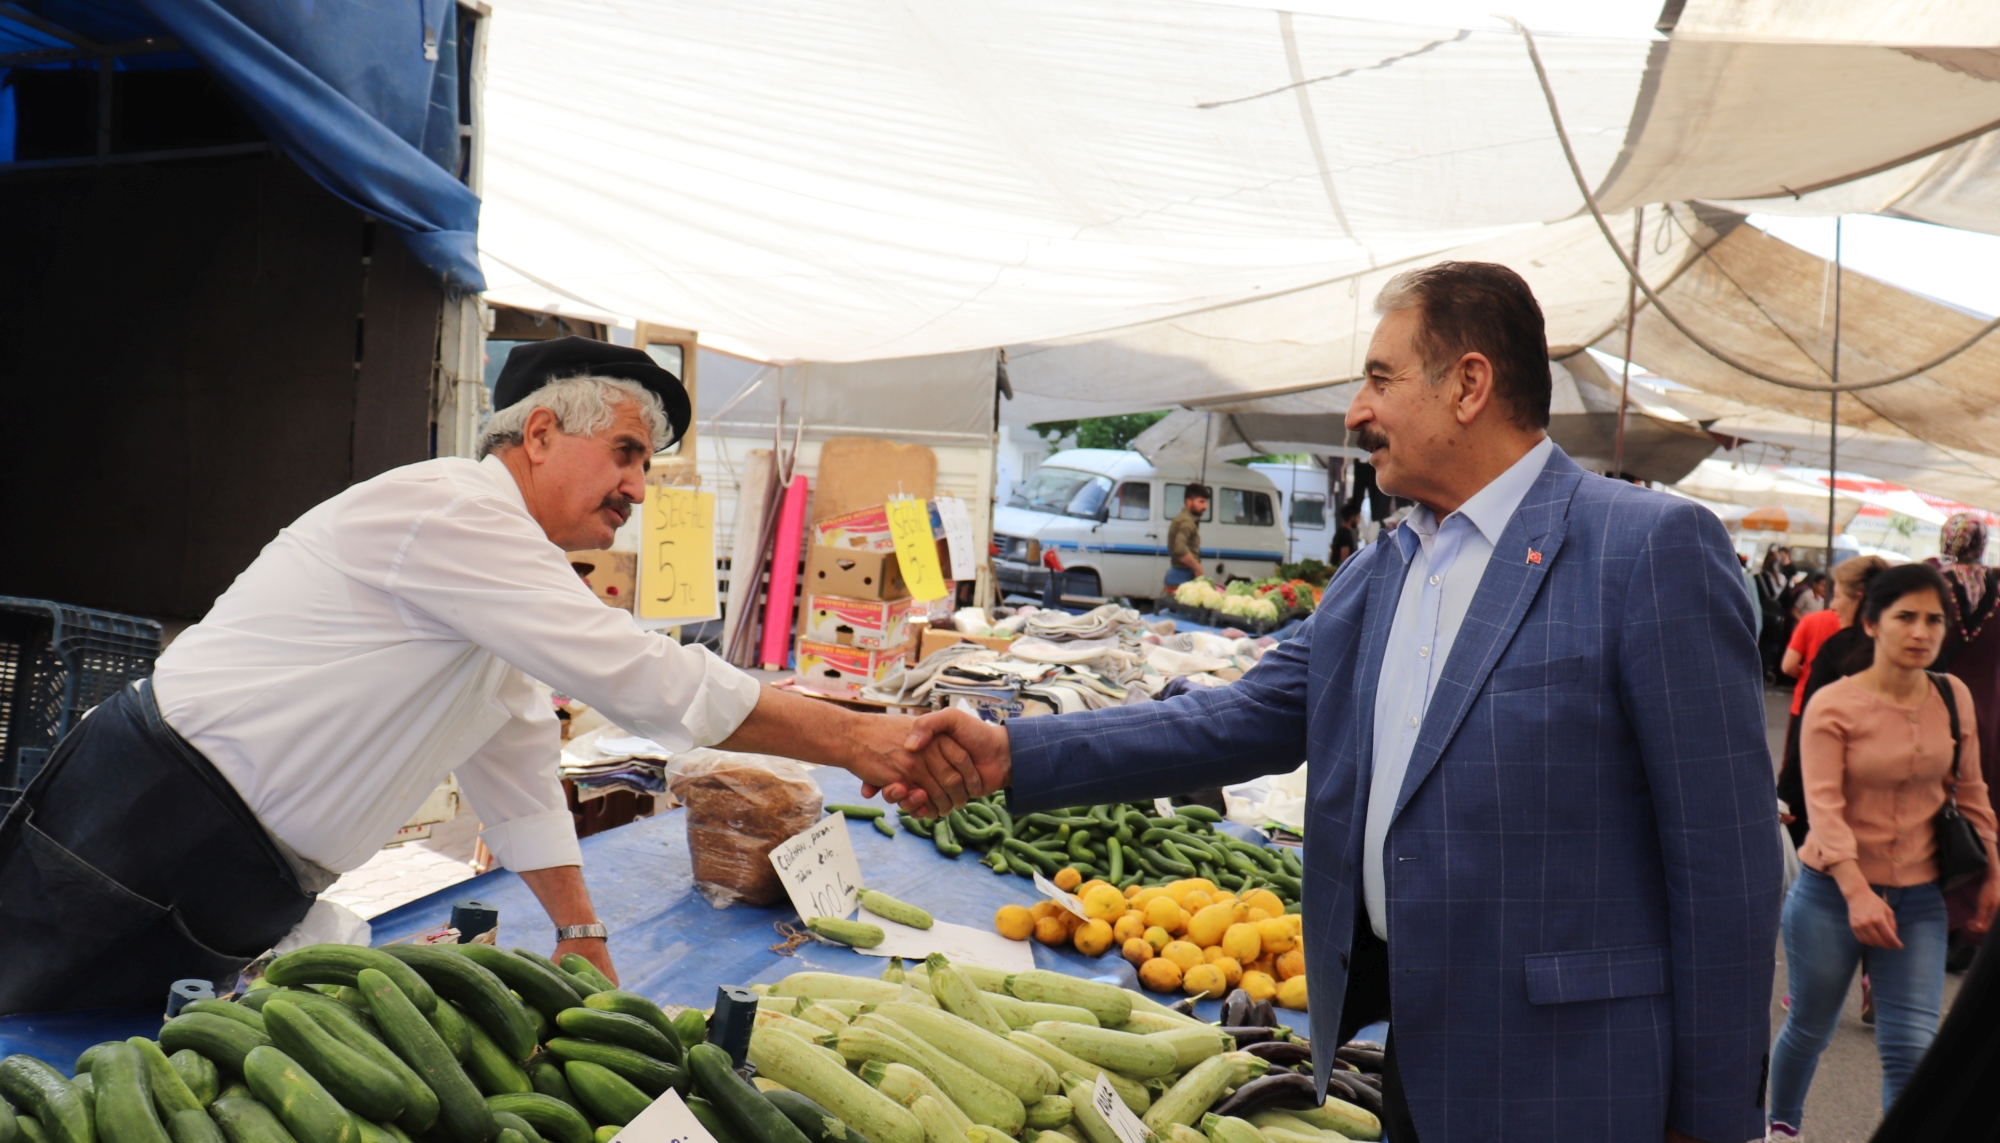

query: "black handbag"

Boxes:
[1927, 672, 1992, 892]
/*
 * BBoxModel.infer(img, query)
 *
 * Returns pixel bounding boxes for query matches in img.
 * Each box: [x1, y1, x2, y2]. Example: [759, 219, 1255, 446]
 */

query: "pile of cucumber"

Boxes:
[0, 943, 699, 1143]
[738, 954, 1380, 1143]
[861, 799, 1302, 908]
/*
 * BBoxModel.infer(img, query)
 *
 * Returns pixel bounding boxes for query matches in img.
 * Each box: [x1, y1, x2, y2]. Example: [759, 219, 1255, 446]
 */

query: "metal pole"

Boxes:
[1827, 217, 1843, 568]
[1613, 206, 1643, 478]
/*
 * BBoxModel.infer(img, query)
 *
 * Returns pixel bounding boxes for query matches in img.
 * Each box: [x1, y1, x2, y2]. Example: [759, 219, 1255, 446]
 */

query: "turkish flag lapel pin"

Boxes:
[1526, 548, 1543, 565]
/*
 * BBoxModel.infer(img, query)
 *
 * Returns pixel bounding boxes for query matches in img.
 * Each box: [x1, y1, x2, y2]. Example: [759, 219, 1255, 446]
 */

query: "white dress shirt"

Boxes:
[153, 455, 763, 874]
[1364, 436, 1553, 939]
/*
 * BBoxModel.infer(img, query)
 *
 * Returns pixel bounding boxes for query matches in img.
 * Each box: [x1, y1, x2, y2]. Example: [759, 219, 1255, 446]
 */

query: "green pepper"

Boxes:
[933, 818, 962, 857]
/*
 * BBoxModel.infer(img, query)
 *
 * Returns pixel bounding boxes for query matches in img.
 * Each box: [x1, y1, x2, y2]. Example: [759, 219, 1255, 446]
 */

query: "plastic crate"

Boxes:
[0, 597, 163, 808]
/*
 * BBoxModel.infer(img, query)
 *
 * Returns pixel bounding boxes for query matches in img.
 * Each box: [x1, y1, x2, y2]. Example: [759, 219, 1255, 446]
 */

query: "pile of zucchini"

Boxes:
[739, 954, 1380, 1143]
[0, 943, 698, 1143]
[881, 799, 1302, 908]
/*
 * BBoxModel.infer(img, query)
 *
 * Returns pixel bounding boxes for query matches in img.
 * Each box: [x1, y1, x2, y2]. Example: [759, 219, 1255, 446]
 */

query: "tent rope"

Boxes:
[1505, 17, 2000, 395]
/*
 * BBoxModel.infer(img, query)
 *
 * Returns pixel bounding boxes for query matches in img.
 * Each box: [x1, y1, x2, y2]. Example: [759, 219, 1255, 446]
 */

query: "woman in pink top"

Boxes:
[1767, 563, 2000, 1139]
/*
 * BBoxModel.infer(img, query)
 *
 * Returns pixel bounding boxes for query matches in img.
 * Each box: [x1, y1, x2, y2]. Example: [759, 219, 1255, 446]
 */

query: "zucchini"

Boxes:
[1256, 1104, 1379, 1141]
[905, 1096, 965, 1143]
[755, 1010, 836, 1049]
[274, 998, 436, 1135]
[805, 918, 883, 949]
[549, 1013, 677, 1064]
[683, 1098, 739, 1143]
[1061, 1076, 1123, 1143]
[378, 948, 537, 1064]
[1026, 1098, 1072, 1131]
[165, 1110, 223, 1143]
[1004, 1036, 1147, 1116]
[559, 1065, 645, 1129]
[179, 1004, 267, 1036]
[1027, 1024, 1174, 1079]
[523, 1065, 578, 1114]
[165, 1055, 215, 1112]
[769, 975, 902, 1006]
[838, 1020, 1021, 1135]
[353, 969, 493, 1143]
[266, 950, 436, 1017]
[576, 995, 680, 1068]
[460, 1016, 532, 1097]
[794, 1005, 851, 1037]
[858, 892, 932, 931]
[90, 1043, 170, 1143]
[555, 959, 615, 997]
[159, 1015, 273, 1075]
[262, 999, 408, 1123]
[873, 1003, 1055, 1103]
[1144, 1028, 1231, 1072]
[761, 1091, 868, 1143]
[982, 996, 1097, 1031]
[426, 1003, 472, 1064]
[856, 1062, 969, 1135]
[125, 1040, 202, 1118]
[1141, 1054, 1234, 1133]
[685, 1046, 808, 1143]
[208, 1097, 297, 1143]
[241, 1048, 355, 1143]
[487, 1113, 542, 1143]
[919, 959, 1005, 1038]
[1005, 975, 1130, 1027]
[480, 1097, 588, 1143]
[456, 949, 581, 1024]
[1, 1054, 98, 1143]
[746, 1032, 919, 1143]
[540, 1044, 677, 1100]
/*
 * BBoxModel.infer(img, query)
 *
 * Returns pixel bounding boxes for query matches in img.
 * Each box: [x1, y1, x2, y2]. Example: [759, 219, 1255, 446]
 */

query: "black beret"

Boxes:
[492, 336, 691, 447]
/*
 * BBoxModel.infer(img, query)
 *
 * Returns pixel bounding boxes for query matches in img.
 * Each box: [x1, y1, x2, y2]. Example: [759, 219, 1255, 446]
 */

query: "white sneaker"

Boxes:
[1767, 1123, 1802, 1141]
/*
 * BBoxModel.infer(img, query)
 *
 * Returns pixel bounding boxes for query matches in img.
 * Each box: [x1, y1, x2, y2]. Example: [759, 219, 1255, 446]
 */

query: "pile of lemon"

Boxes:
[992, 869, 1308, 1010]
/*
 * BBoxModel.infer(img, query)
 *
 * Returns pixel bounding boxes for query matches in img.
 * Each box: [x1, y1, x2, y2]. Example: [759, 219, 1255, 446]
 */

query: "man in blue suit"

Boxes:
[895, 262, 1782, 1142]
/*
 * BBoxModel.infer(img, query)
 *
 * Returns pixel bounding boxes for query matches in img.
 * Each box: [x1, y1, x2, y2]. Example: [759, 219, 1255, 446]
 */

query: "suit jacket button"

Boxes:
[1339, 953, 1349, 969]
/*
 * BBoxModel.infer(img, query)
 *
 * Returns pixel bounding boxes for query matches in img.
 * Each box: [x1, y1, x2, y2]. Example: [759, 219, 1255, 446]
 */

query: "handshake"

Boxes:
[852, 707, 1015, 817]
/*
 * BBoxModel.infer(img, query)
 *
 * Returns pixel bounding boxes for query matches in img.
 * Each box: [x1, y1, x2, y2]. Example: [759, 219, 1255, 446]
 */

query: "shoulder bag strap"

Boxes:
[1928, 671, 1964, 792]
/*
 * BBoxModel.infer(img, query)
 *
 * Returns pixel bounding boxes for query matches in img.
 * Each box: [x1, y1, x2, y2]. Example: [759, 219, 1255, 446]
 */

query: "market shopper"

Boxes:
[0, 337, 958, 1016]
[1777, 555, 1889, 848]
[1164, 484, 1211, 593]
[1760, 547, 1798, 681]
[891, 262, 1783, 1143]
[1766, 562, 2000, 1139]
[1925, 512, 2000, 970]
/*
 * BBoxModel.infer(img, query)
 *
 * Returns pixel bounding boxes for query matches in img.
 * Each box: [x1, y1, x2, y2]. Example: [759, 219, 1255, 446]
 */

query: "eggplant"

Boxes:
[1242, 1041, 1312, 1067]
[1221, 989, 1253, 1028]
[1248, 999, 1277, 1028]
[1324, 1071, 1383, 1117]
[1167, 997, 1198, 1017]
[1220, 1025, 1280, 1046]
[1344, 1069, 1383, 1091]
[1335, 1044, 1385, 1071]
[1211, 1072, 1320, 1118]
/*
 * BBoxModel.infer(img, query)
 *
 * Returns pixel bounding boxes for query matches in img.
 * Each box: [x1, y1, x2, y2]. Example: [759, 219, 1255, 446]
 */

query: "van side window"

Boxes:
[1067, 475, 1114, 519]
[1291, 493, 1326, 527]
[1217, 488, 1274, 527]
[1113, 482, 1151, 521]
[1164, 484, 1213, 521]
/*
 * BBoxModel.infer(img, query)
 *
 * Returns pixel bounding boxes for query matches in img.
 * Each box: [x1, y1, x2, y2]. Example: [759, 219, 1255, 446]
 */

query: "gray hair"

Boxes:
[477, 373, 670, 459]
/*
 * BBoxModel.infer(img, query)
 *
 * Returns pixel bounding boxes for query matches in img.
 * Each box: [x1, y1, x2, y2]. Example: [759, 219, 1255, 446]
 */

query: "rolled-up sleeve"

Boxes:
[453, 668, 581, 871]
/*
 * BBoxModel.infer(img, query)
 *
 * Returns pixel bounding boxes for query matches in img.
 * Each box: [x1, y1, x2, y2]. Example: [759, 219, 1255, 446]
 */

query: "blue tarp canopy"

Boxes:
[0, 0, 483, 289]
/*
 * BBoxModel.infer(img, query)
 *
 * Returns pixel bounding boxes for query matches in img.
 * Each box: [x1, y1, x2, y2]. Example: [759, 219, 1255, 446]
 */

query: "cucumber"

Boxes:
[264, 995, 378, 1046]
[126, 1041, 202, 1118]
[523, 1065, 578, 1114]
[353, 969, 494, 1143]
[591, 1130, 616, 1143]
[858, 892, 932, 931]
[179, 1004, 267, 1037]
[1, 1053, 98, 1143]
[166, 1110, 224, 1143]
[66, 1077, 92, 1116]
[208, 1097, 297, 1143]
[275, 996, 436, 1135]
[346, 1120, 399, 1143]
[540, 1045, 678, 1100]
[159, 1015, 273, 1075]
[555, 959, 615, 996]
[89, 1043, 170, 1143]
[459, 1016, 532, 1096]
[213, 1088, 248, 1106]
[761, 1091, 869, 1143]
[481, 1097, 589, 1143]
[0, 1094, 17, 1143]
[670, 1012, 705, 1052]
[576, 996, 679, 1068]
[73, 1045, 119, 1077]
[683, 1046, 806, 1143]
[377, 948, 537, 1065]
[267, 950, 436, 1017]
[557, 1066, 646, 1129]
[241, 1048, 355, 1143]
[16, 1120, 48, 1143]
[548, 1014, 675, 1065]
[262, 1000, 407, 1123]
[165, 1055, 216, 1110]
[487, 1114, 540, 1143]
[494, 1130, 526, 1143]
[456, 949, 581, 1025]
[426, 1004, 472, 1064]
[509, 952, 592, 1012]
[683, 1099, 738, 1143]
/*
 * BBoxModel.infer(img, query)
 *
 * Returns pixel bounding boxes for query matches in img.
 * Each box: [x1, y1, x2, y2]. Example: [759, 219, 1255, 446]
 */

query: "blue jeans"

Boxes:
[1768, 866, 1947, 1127]
[1164, 567, 1196, 589]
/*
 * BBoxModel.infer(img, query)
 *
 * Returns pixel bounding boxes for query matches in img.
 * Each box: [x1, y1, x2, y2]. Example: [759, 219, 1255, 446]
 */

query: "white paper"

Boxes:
[769, 814, 863, 922]
[609, 1089, 718, 1143]
[1033, 871, 1090, 919]
[935, 496, 976, 580]
[593, 735, 672, 758]
[1092, 1073, 1154, 1143]
[1154, 797, 1176, 818]
[847, 917, 1035, 973]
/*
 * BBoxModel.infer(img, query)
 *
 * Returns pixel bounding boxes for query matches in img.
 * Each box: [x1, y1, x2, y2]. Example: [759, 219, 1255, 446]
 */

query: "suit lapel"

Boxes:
[1390, 452, 1585, 823]
[1355, 534, 1413, 789]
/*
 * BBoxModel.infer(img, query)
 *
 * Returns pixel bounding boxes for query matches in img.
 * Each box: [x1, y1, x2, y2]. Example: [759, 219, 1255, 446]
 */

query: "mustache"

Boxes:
[600, 494, 635, 520]
[1355, 427, 1390, 453]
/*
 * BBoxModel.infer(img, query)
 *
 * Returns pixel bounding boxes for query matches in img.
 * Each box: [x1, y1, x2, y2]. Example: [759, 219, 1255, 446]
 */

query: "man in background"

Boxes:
[1165, 483, 1211, 593]
[1330, 504, 1360, 568]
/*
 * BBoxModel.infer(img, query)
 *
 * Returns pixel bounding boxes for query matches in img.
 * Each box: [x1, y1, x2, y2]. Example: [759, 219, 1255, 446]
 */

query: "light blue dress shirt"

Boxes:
[1364, 436, 1554, 939]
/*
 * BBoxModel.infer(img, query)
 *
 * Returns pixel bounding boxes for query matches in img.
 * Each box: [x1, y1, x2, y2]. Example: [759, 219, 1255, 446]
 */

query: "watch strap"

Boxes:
[556, 923, 609, 941]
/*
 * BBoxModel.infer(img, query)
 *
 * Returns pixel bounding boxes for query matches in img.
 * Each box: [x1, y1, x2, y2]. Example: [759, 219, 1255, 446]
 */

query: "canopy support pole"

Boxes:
[1828, 217, 1843, 567]
[1612, 206, 1643, 479]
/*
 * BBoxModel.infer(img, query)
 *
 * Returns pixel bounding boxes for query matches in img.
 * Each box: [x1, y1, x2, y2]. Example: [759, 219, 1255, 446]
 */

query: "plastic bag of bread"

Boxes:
[667, 749, 823, 907]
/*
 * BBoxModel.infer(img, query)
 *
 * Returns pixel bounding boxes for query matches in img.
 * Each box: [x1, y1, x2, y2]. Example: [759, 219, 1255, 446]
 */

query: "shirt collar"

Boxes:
[478, 452, 534, 515]
[1395, 436, 1554, 560]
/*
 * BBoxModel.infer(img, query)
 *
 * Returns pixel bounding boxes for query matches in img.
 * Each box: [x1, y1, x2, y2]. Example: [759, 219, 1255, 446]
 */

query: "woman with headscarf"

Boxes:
[1929, 512, 2000, 970]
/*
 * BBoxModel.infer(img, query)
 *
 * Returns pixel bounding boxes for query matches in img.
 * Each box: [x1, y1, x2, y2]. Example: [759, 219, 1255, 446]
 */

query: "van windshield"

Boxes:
[1010, 467, 1114, 518]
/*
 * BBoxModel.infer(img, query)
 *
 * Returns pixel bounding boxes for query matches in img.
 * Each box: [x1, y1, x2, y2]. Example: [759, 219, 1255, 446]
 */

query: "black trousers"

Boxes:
[1340, 909, 1421, 1143]
[0, 680, 314, 1014]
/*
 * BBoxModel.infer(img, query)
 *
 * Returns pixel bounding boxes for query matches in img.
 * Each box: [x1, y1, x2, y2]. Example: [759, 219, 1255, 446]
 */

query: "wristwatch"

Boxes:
[556, 923, 609, 941]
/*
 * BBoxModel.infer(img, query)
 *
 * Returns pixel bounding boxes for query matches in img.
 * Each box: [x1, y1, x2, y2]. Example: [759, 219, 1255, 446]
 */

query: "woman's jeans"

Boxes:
[1768, 866, 1947, 1126]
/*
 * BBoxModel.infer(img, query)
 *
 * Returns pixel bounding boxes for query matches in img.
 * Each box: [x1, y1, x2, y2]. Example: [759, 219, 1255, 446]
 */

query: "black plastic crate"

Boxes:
[0, 597, 163, 806]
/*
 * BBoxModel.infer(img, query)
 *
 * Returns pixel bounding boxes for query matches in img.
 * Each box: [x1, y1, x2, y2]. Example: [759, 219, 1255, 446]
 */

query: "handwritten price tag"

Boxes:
[606, 1089, 718, 1143]
[1091, 1073, 1154, 1143]
[769, 813, 863, 922]
[886, 497, 948, 602]
[934, 496, 976, 580]
[1033, 871, 1090, 919]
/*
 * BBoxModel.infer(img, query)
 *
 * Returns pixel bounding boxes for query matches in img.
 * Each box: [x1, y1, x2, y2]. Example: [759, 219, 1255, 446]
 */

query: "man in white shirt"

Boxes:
[0, 338, 952, 1014]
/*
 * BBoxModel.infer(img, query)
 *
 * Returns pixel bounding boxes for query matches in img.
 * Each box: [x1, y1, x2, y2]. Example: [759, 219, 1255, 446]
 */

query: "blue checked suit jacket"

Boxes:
[1007, 446, 1782, 1143]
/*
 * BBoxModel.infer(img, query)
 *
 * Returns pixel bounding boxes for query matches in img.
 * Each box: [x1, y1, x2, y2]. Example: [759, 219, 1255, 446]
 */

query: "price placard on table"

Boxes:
[1033, 871, 1090, 919]
[769, 813, 864, 922]
[607, 1089, 717, 1143]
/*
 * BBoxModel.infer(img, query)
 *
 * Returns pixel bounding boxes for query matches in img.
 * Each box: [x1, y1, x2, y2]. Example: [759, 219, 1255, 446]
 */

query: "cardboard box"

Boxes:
[795, 640, 905, 699]
[919, 627, 1016, 661]
[567, 549, 636, 611]
[804, 594, 913, 650]
[804, 545, 908, 601]
[814, 505, 899, 552]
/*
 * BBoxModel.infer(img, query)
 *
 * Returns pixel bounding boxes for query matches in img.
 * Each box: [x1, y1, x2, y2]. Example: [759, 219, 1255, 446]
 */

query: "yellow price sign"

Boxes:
[639, 487, 720, 622]
[885, 497, 947, 602]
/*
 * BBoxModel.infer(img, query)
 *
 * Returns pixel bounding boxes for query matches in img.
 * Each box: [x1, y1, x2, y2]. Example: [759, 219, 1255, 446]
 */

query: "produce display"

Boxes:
[1169, 579, 1321, 626]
